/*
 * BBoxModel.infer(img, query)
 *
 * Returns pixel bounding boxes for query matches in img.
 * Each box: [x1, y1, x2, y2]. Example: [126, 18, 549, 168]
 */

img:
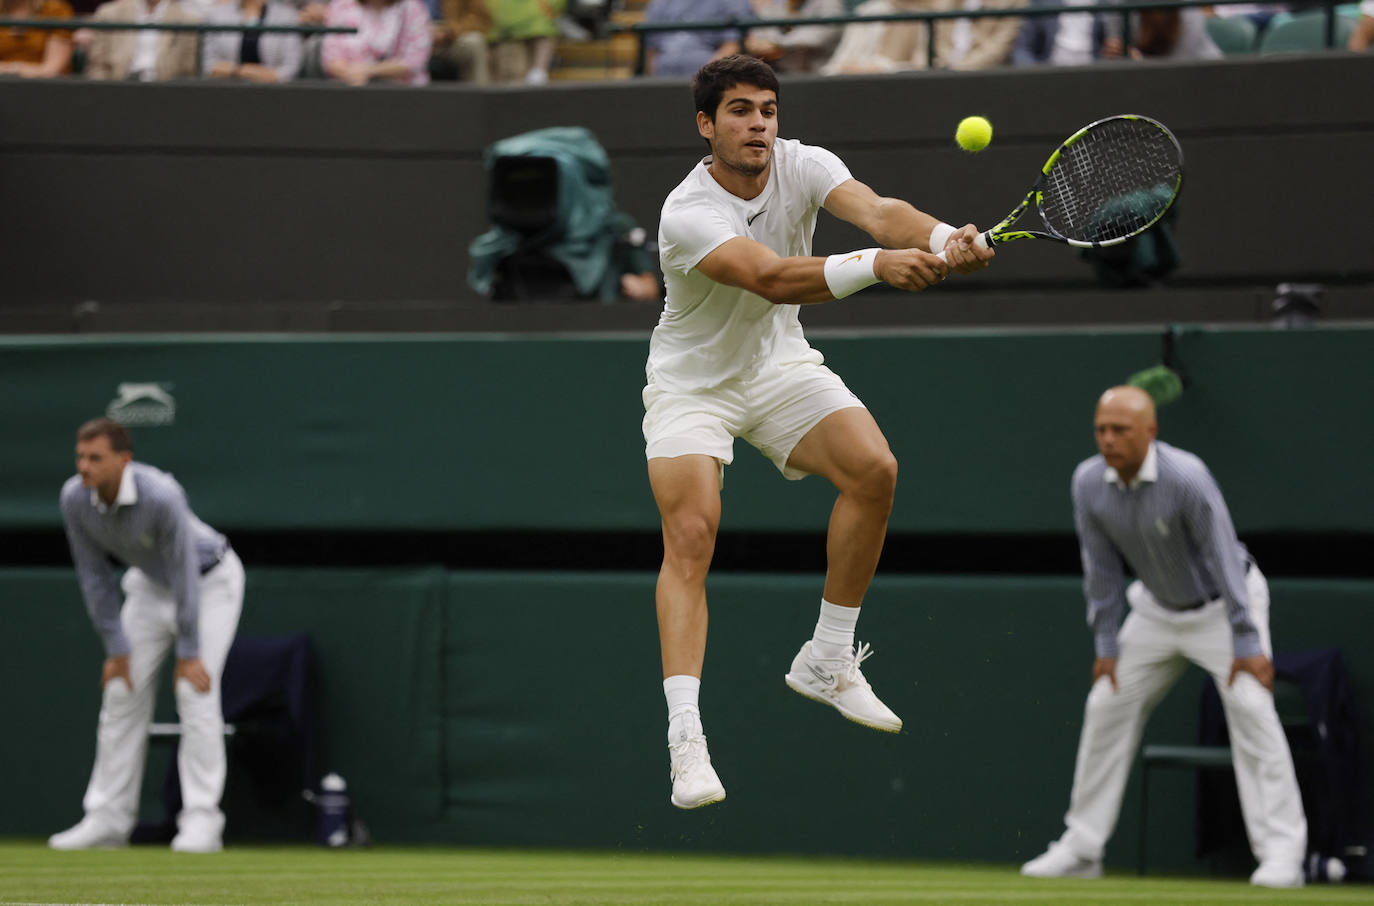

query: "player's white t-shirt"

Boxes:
[646, 137, 853, 393]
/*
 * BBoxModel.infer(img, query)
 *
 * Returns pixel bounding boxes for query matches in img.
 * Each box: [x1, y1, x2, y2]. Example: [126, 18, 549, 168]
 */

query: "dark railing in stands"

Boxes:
[0, 18, 352, 34]
[619, 0, 1354, 75]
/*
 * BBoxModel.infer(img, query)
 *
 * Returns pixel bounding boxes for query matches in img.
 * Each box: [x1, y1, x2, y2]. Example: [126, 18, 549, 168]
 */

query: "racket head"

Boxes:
[1031, 114, 1184, 248]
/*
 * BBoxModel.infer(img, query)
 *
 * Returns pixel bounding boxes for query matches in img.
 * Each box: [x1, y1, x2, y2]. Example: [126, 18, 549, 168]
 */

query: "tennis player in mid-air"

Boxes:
[644, 54, 996, 809]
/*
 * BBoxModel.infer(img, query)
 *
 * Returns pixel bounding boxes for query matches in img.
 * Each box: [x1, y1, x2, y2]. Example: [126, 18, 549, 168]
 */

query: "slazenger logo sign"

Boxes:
[106, 382, 176, 426]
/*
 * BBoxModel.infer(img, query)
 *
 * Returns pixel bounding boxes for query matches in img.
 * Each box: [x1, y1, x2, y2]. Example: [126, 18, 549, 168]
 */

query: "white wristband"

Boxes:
[823, 248, 881, 299]
[927, 222, 956, 254]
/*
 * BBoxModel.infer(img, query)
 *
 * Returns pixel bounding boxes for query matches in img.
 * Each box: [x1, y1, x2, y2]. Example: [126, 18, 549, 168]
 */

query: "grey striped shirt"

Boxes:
[1071, 440, 1260, 659]
[60, 461, 229, 660]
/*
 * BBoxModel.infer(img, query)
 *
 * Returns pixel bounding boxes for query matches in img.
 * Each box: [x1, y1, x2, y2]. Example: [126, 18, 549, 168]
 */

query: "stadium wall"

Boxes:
[1, 326, 1371, 535]
[0, 54, 1371, 325]
[4, 568, 1371, 873]
[2, 328, 1371, 871]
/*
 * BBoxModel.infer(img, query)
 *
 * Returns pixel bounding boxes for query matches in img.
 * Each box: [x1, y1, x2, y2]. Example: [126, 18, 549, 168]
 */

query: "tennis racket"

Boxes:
[937, 114, 1183, 259]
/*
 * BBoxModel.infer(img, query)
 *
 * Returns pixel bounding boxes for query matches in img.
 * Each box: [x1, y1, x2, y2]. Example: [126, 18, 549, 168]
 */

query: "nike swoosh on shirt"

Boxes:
[747, 209, 766, 226]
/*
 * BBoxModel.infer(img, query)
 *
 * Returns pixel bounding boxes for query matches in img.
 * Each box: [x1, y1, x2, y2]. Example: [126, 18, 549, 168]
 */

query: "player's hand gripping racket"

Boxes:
[937, 114, 1183, 260]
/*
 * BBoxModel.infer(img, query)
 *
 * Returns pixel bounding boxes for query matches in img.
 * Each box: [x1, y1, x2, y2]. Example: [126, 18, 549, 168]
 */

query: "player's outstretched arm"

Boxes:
[823, 178, 993, 274]
[696, 236, 947, 305]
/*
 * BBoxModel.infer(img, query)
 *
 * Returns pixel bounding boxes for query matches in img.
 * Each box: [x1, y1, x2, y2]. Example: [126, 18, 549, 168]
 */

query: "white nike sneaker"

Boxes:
[1021, 841, 1104, 879]
[668, 715, 726, 810]
[784, 641, 902, 733]
[48, 816, 128, 851]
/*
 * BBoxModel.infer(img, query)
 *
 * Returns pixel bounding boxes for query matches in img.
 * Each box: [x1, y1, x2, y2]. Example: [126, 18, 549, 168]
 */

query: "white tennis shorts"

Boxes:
[642, 360, 866, 480]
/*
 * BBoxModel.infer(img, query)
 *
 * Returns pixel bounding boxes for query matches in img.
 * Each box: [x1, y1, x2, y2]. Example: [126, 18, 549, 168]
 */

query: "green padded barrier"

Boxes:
[1, 326, 1370, 535]
[4, 567, 1370, 871]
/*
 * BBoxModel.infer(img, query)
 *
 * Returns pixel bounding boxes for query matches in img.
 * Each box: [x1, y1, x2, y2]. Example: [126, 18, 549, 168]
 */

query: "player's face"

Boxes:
[76, 436, 130, 493]
[1094, 400, 1156, 477]
[699, 84, 778, 177]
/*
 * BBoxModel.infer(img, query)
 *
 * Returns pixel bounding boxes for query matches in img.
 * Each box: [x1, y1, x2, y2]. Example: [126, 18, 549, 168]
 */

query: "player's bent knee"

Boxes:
[663, 513, 718, 565]
[852, 450, 898, 502]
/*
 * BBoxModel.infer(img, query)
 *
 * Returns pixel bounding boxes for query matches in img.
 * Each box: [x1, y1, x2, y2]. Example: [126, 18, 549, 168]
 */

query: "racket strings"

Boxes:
[1040, 118, 1181, 243]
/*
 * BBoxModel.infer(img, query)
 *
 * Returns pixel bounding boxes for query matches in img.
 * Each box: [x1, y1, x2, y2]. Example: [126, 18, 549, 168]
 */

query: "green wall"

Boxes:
[6, 567, 1369, 874]
[2, 326, 1370, 534]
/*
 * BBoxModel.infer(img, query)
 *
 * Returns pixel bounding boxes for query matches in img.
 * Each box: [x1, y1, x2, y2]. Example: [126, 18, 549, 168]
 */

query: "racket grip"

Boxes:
[935, 230, 990, 262]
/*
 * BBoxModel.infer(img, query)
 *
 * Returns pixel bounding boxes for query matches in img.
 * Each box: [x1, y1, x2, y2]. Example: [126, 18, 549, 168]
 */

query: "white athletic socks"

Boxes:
[664, 674, 702, 743]
[812, 598, 860, 660]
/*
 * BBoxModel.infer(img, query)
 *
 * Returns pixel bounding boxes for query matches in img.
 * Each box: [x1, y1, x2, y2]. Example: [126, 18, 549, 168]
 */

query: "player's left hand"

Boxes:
[1228, 655, 1274, 692]
[875, 248, 949, 292]
[175, 657, 213, 693]
[942, 224, 995, 275]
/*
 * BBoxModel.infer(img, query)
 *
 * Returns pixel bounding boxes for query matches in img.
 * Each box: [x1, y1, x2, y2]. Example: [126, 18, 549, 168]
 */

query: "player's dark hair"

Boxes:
[692, 54, 780, 120]
[77, 417, 132, 453]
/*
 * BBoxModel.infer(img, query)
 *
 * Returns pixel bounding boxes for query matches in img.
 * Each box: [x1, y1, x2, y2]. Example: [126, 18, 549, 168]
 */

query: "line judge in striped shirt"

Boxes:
[49, 418, 244, 854]
[1021, 386, 1306, 889]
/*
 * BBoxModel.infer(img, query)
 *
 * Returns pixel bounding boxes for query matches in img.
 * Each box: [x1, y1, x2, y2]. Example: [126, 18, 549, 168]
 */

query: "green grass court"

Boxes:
[1, 843, 1370, 906]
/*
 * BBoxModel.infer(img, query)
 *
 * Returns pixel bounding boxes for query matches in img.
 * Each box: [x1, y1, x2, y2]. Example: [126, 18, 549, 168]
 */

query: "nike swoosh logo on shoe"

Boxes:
[808, 663, 835, 684]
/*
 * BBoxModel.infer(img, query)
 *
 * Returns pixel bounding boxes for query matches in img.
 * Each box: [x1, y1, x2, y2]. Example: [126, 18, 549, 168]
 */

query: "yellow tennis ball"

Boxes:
[956, 116, 993, 152]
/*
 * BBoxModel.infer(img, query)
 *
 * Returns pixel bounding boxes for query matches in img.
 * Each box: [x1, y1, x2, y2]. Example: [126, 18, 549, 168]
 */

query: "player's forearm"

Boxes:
[865, 197, 943, 251]
[751, 256, 839, 305]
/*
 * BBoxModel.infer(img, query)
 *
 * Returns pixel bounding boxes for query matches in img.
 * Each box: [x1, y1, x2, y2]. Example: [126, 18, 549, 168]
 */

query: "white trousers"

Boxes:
[1058, 566, 1307, 867]
[79, 550, 244, 838]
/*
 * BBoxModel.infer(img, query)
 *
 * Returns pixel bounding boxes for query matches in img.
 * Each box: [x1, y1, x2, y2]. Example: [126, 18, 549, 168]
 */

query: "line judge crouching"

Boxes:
[50, 418, 243, 854]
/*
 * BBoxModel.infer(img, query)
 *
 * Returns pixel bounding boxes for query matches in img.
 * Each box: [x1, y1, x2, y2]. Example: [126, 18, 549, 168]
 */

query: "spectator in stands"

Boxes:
[428, 0, 489, 81]
[641, 0, 757, 77]
[293, 0, 330, 77]
[1013, 0, 1218, 65]
[746, 0, 844, 74]
[934, 0, 1026, 69]
[202, 0, 304, 82]
[0, 0, 74, 76]
[321, 0, 433, 84]
[1106, 5, 1221, 59]
[821, 0, 937, 73]
[1350, 0, 1374, 50]
[487, 0, 561, 84]
[1011, 0, 1106, 65]
[84, 0, 199, 80]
